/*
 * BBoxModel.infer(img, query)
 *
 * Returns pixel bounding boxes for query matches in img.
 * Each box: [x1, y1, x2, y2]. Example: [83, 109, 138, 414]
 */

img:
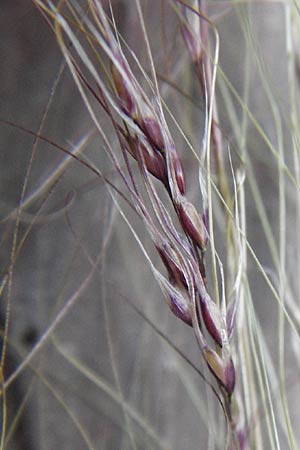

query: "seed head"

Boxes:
[199, 292, 224, 346]
[203, 347, 235, 396]
[168, 287, 193, 326]
[179, 4, 202, 64]
[176, 196, 207, 249]
[169, 149, 186, 195]
[139, 115, 165, 151]
[127, 135, 167, 184]
[110, 58, 136, 117]
[180, 22, 202, 64]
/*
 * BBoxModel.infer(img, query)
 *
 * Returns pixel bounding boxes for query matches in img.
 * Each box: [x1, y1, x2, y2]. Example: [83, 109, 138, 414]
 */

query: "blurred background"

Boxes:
[1, 1, 298, 449]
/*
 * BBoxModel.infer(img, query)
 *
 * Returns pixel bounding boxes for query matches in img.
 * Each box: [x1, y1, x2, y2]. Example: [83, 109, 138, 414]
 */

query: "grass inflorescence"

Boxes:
[1, 1, 300, 449]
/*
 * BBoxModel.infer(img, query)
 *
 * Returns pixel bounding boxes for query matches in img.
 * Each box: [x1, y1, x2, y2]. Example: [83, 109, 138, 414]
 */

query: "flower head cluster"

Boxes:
[41, 0, 237, 401]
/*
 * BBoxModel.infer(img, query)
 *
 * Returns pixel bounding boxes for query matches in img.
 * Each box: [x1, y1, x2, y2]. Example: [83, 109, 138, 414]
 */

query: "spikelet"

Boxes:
[176, 196, 207, 249]
[203, 347, 235, 396]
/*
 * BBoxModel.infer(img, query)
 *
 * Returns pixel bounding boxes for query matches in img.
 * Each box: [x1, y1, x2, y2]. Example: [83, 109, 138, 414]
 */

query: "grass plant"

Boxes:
[1, 1, 300, 449]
